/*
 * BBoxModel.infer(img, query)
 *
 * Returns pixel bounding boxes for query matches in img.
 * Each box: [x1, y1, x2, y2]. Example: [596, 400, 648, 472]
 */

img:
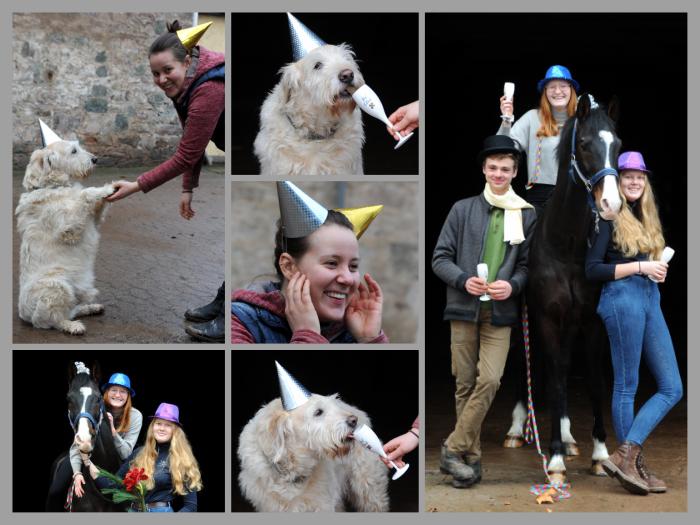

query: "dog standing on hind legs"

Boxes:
[16, 126, 115, 335]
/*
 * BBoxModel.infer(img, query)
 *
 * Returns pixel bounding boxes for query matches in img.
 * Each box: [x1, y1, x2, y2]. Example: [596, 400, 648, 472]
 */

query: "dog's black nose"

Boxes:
[347, 415, 358, 429]
[338, 69, 354, 84]
[91, 157, 98, 165]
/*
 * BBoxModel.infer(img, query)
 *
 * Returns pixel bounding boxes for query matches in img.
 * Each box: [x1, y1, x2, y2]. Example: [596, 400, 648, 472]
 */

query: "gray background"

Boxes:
[2, 0, 697, 523]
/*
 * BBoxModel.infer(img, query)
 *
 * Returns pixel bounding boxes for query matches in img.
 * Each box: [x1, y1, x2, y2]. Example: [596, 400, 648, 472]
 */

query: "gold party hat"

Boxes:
[336, 205, 383, 239]
[176, 21, 213, 51]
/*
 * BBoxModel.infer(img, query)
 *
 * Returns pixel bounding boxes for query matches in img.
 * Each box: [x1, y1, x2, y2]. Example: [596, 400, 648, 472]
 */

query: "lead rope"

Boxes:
[64, 482, 74, 511]
[522, 304, 572, 500]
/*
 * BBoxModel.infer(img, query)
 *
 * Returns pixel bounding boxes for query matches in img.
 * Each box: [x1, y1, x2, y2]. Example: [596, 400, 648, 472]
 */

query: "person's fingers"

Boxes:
[301, 275, 312, 306]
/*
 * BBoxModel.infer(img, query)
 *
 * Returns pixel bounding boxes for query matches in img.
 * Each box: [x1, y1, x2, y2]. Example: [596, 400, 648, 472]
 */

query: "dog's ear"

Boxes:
[23, 148, 50, 190]
[259, 406, 301, 480]
[279, 63, 301, 104]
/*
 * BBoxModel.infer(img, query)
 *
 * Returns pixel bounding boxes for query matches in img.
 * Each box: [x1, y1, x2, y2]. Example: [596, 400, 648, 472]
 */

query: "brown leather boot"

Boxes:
[637, 451, 667, 493]
[601, 441, 649, 495]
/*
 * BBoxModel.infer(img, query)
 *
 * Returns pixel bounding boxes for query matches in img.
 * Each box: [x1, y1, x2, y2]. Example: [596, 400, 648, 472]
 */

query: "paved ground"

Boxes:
[426, 377, 687, 512]
[12, 166, 225, 344]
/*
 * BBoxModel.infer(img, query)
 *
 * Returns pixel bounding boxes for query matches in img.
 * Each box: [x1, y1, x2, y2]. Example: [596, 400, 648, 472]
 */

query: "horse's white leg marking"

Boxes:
[560, 416, 576, 444]
[592, 437, 609, 461]
[548, 454, 566, 473]
[507, 401, 527, 437]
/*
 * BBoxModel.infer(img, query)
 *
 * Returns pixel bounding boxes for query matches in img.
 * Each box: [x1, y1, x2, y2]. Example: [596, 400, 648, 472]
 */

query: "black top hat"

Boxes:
[477, 135, 520, 165]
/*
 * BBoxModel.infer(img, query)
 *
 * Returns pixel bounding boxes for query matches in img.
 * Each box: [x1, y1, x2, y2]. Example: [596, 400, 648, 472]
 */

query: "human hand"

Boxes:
[73, 473, 86, 498]
[487, 280, 512, 301]
[387, 101, 419, 138]
[345, 273, 383, 342]
[465, 276, 488, 296]
[500, 95, 514, 117]
[641, 261, 668, 282]
[105, 180, 141, 202]
[106, 412, 116, 436]
[381, 431, 419, 469]
[285, 272, 321, 335]
[180, 192, 195, 220]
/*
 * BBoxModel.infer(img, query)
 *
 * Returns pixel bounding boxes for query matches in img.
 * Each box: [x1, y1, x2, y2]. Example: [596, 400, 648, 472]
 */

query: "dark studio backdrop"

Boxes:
[425, 13, 687, 420]
[231, 350, 419, 512]
[231, 12, 419, 174]
[12, 350, 225, 512]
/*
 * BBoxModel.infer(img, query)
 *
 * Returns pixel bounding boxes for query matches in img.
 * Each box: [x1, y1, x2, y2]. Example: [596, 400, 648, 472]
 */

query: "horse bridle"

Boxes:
[568, 118, 619, 213]
[67, 399, 106, 456]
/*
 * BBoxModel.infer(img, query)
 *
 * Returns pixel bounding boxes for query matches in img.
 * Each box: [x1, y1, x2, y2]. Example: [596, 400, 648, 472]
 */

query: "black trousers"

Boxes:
[525, 183, 555, 217]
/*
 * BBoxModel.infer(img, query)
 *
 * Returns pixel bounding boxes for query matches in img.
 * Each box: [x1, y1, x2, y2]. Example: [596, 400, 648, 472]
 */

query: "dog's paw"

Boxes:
[101, 184, 117, 198]
[61, 320, 86, 336]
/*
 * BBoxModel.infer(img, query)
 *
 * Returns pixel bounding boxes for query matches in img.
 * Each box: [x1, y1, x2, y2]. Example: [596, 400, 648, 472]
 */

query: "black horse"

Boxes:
[46, 362, 125, 511]
[505, 94, 623, 483]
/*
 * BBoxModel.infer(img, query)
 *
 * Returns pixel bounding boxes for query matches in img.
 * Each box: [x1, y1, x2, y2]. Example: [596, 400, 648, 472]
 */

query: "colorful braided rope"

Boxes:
[527, 137, 543, 189]
[64, 484, 74, 511]
[522, 305, 571, 499]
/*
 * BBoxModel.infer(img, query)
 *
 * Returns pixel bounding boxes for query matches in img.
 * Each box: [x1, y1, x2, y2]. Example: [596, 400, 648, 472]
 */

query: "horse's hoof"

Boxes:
[564, 442, 580, 456]
[502, 435, 525, 448]
[590, 461, 607, 476]
[547, 471, 567, 485]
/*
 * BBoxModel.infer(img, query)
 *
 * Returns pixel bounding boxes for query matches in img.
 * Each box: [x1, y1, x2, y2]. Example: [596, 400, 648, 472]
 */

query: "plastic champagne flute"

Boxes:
[351, 424, 410, 480]
[649, 246, 675, 283]
[351, 84, 414, 150]
[477, 263, 491, 301]
[504, 82, 515, 102]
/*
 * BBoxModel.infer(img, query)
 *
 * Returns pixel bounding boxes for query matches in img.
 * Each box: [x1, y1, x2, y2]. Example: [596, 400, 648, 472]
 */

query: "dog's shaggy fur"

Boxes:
[15, 140, 115, 335]
[254, 44, 365, 176]
[238, 394, 389, 512]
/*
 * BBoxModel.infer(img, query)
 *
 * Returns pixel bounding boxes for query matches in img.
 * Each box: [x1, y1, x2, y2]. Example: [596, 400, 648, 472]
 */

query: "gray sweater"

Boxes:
[432, 193, 536, 326]
[69, 407, 143, 474]
[497, 108, 568, 186]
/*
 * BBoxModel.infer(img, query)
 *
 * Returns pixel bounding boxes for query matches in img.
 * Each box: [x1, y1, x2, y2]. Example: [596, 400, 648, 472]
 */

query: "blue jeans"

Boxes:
[147, 505, 173, 513]
[597, 275, 683, 445]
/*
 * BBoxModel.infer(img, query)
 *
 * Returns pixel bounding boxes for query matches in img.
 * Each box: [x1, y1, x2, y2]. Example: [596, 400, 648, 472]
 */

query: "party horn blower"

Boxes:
[352, 424, 409, 480]
[649, 246, 675, 283]
[351, 84, 413, 150]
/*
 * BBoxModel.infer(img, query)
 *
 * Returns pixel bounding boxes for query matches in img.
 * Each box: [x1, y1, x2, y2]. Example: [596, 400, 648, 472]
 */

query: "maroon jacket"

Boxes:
[231, 283, 389, 344]
[137, 46, 225, 193]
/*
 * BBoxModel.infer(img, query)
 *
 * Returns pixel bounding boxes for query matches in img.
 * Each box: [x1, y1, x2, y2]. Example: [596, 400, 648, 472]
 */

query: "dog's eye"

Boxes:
[314, 409, 324, 417]
[71, 148, 77, 154]
[313, 62, 323, 70]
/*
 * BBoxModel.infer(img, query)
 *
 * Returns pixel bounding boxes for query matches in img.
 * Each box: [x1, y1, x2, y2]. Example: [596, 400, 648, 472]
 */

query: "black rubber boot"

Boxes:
[185, 313, 224, 343]
[185, 282, 224, 322]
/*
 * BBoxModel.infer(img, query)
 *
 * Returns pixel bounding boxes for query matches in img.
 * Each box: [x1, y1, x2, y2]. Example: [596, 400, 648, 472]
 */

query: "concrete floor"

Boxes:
[426, 377, 687, 512]
[12, 166, 225, 344]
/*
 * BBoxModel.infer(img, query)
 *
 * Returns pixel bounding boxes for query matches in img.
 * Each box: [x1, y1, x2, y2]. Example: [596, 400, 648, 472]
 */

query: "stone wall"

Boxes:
[12, 12, 196, 168]
[232, 182, 420, 343]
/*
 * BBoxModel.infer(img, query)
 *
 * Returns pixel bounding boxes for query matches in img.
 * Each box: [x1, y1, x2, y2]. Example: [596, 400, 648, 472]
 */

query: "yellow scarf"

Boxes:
[482, 183, 534, 245]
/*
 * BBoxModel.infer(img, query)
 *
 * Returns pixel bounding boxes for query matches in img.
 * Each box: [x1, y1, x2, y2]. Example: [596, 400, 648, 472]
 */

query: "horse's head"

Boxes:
[564, 93, 623, 220]
[66, 361, 104, 455]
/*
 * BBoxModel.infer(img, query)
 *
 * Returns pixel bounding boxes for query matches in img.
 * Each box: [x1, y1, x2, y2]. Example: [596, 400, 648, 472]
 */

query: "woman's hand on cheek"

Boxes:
[285, 272, 321, 335]
[345, 273, 383, 343]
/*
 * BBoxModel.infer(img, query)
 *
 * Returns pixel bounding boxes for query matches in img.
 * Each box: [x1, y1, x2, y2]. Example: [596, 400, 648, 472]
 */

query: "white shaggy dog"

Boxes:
[254, 44, 365, 176]
[238, 394, 390, 512]
[15, 140, 115, 335]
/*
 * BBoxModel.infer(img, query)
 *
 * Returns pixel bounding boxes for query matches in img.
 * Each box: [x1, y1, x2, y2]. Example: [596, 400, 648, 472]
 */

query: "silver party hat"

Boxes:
[277, 181, 329, 239]
[275, 361, 311, 411]
[287, 13, 326, 61]
[39, 119, 63, 147]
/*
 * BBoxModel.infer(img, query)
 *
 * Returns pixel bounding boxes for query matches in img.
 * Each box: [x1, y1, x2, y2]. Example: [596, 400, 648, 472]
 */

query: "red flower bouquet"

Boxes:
[98, 466, 149, 512]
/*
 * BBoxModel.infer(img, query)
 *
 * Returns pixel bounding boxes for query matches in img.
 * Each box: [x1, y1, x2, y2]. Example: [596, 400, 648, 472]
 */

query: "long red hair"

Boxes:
[536, 87, 578, 138]
[103, 390, 132, 434]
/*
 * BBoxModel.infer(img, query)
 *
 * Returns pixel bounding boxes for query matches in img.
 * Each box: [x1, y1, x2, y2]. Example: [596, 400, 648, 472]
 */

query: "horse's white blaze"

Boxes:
[548, 454, 566, 473]
[599, 175, 622, 220]
[592, 438, 609, 461]
[560, 416, 576, 444]
[507, 401, 527, 437]
[75, 386, 93, 450]
[598, 130, 614, 169]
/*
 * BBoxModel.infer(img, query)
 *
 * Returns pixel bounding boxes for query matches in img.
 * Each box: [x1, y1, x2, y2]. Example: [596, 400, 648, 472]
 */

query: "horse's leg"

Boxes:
[504, 328, 528, 448]
[585, 319, 610, 475]
[560, 330, 580, 457]
[541, 318, 568, 484]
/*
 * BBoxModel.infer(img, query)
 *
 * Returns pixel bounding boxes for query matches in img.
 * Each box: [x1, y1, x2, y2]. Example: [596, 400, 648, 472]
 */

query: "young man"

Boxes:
[432, 135, 536, 488]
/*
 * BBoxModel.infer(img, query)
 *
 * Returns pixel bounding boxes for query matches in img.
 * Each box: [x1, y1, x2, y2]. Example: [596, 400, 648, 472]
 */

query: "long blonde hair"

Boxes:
[612, 174, 665, 260]
[130, 419, 203, 495]
[536, 88, 578, 138]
